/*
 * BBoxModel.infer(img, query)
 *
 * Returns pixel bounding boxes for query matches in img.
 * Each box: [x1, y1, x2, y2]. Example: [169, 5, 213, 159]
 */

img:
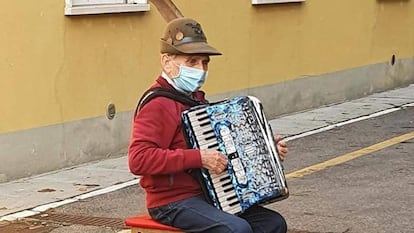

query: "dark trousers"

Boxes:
[148, 195, 287, 233]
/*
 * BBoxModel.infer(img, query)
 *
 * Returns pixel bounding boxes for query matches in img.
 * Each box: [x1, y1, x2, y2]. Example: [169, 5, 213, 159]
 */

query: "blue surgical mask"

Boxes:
[171, 64, 207, 93]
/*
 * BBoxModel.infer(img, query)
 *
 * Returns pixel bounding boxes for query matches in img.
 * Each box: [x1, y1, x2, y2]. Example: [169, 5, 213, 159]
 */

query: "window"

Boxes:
[65, 0, 150, 16]
[252, 0, 305, 4]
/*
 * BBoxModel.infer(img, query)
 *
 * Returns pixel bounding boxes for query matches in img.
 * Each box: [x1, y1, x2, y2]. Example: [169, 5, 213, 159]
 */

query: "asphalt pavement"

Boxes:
[1, 84, 414, 232]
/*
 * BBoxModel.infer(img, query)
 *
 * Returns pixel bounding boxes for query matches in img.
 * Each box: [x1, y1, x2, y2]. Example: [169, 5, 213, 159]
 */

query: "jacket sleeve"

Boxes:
[128, 97, 202, 176]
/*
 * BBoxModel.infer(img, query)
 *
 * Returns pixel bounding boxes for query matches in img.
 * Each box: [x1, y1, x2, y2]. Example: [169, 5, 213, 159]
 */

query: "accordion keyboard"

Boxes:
[187, 107, 243, 214]
[182, 96, 288, 215]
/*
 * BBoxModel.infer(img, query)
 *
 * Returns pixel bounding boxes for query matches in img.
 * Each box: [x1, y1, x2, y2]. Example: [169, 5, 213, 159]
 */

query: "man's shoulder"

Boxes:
[140, 94, 186, 118]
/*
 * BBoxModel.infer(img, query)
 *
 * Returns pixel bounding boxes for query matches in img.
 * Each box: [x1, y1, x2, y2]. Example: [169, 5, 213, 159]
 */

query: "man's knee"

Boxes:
[273, 214, 287, 233]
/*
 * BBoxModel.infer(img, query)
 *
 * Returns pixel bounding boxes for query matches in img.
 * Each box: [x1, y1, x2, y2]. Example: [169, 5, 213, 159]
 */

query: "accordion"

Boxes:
[182, 96, 289, 215]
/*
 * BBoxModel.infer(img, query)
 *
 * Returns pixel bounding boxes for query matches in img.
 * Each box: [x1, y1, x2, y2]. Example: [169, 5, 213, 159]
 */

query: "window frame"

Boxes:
[65, 0, 150, 16]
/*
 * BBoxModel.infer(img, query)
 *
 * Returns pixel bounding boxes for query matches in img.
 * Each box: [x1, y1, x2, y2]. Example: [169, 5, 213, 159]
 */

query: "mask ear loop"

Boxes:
[168, 57, 182, 79]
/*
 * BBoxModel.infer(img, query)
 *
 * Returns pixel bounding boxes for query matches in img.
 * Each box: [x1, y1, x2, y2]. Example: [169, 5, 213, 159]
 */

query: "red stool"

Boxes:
[125, 214, 184, 233]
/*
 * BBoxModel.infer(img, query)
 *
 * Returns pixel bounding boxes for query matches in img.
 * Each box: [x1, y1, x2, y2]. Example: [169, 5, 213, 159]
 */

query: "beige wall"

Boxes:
[1, 0, 413, 134]
[0, 1, 162, 133]
[1, 0, 413, 181]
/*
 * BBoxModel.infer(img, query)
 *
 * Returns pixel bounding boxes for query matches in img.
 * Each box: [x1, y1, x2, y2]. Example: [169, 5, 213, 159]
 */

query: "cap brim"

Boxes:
[176, 42, 222, 55]
[161, 40, 221, 56]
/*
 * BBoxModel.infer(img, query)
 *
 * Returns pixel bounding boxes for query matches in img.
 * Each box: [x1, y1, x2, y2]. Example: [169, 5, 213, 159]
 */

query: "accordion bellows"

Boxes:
[182, 96, 289, 215]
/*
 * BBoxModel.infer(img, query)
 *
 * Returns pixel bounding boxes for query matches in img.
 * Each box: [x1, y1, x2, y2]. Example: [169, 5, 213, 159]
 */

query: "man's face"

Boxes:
[169, 54, 210, 77]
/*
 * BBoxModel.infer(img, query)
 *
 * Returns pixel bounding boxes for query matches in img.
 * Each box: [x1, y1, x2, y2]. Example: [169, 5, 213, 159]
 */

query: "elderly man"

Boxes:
[128, 17, 288, 233]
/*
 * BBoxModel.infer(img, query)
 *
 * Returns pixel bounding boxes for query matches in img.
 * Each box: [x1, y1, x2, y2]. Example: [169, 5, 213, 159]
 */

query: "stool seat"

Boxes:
[125, 214, 184, 233]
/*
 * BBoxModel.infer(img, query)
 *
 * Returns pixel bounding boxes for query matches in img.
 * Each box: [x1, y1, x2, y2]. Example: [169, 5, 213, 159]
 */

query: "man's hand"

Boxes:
[275, 135, 288, 161]
[200, 150, 228, 174]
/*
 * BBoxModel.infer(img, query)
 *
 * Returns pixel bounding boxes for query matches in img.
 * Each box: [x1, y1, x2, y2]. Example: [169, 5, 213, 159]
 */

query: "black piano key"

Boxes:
[207, 143, 219, 149]
[228, 199, 241, 206]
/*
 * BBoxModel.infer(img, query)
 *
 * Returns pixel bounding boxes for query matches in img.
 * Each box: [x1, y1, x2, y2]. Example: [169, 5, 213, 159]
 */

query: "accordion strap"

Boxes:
[134, 87, 202, 117]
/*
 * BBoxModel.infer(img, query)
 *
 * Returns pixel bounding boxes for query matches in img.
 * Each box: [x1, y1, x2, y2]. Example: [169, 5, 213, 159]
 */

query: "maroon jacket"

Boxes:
[128, 76, 207, 208]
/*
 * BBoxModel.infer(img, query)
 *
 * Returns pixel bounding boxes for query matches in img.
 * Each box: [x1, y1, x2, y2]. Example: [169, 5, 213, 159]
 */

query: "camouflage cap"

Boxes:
[160, 17, 222, 56]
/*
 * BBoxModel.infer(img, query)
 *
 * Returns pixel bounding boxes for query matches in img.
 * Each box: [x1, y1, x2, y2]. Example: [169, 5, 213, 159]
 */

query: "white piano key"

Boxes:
[189, 115, 208, 121]
[196, 135, 217, 144]
[211, 172, 230, 179]
[187, 109, 208, 118]
[210, 172, 226, 179]
[218, 191, 238, 203]
[195, 132, 215, 139]
[213, 183, 233, 193]
[196, 135, 217, 145]
[222, 204, 242, 215]
[211, 174, 231, 185]
[191, 123, 213, 132]
[198, 141, 219, 150]
[218, 196, 238, 206]
[199, 144, 218, 150]
[212, 178, 231, 187]
[194, 129, 215, 137]
[219, 199, 238, 210]
[219, 194, 238, 205]
[189, 120, 211, 128]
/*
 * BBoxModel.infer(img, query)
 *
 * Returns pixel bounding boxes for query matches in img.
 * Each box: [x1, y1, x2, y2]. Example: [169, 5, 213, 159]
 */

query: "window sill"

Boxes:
[65, 3, 150, 16]
[252, 0, 305, 5]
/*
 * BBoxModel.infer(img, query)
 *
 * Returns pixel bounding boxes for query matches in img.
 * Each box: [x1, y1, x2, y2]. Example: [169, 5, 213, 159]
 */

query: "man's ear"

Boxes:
[161, 54, 172, 74]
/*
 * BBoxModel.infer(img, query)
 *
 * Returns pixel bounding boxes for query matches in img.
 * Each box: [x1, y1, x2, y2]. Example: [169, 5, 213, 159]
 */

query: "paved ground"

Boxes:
[1, 84, 413, 233]
[274, 106, 414, 233]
